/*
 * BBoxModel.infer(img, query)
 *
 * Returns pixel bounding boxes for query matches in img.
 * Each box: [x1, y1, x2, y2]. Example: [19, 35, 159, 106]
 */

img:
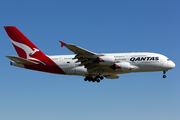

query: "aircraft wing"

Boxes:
[60, 41, 112, 75]
[59, 41, 96, 55]
[6, 56, 39, 65]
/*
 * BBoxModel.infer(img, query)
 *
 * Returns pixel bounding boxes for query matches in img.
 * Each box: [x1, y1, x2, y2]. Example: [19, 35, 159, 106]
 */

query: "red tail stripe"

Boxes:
[4, 26, 37, 49]
[4, 26, 66, 74]
[4, 26, 45, 59]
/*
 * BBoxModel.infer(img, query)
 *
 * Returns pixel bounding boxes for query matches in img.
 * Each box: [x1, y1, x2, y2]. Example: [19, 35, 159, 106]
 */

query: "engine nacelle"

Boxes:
[111, 62, 139, 72]
[97, 56, 115, 65]
[105, 74, 119, 79]
[112, 62, 131, 72]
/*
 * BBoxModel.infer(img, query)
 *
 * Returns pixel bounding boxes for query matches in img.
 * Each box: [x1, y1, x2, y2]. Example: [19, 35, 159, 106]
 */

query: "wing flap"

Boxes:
[6, 56, 39, 65]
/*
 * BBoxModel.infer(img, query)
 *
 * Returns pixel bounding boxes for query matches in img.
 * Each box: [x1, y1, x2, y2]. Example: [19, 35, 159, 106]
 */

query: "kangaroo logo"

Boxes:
[10, 39, 45, 65]
[30, 48, 39, 56]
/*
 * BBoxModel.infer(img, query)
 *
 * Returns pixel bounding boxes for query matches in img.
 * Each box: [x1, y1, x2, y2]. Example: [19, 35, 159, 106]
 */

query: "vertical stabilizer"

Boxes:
[4, 26, 45, 59]
[4, 26, 65, 74]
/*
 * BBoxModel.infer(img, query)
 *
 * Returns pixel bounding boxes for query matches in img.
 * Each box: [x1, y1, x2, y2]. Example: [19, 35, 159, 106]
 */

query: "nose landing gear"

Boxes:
[163, 71, 166, 78]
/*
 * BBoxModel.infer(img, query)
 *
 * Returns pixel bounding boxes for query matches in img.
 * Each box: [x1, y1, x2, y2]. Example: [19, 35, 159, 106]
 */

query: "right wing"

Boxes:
[6, 56, 39, 65]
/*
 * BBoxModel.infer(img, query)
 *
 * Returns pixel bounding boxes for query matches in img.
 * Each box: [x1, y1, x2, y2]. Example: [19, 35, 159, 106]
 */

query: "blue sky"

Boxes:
[0, 0, 180, 120]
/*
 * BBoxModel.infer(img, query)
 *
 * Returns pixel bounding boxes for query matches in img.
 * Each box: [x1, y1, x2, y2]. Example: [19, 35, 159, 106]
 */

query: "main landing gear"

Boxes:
[84, 75, 104, 83]
[163, 71, 167, 78]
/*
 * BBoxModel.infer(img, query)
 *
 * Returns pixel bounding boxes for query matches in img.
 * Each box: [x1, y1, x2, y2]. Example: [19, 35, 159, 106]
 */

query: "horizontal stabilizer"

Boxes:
[6, 56, 39, 65]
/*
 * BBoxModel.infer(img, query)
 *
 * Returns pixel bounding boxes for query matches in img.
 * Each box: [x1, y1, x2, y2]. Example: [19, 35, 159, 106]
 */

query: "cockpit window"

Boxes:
[167, 59, 170, 61]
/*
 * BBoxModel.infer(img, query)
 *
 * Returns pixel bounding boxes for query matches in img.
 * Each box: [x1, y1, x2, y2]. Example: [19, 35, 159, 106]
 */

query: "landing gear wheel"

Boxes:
[163, 71, 167, 78]
[84, 76, 102, 83]
[97, 79, 100, 83]
[163, 75, 166, 78]
[100, 76, 104, 80]
[84, 78, 87, 81]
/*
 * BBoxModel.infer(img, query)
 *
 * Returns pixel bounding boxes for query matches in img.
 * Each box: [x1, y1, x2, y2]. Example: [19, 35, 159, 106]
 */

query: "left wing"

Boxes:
[59, 41, 96, 55]
[60, 41, 107, 74]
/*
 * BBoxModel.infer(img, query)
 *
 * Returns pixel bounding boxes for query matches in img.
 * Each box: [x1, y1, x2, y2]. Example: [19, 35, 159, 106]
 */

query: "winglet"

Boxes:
[59, 41, 66, 47]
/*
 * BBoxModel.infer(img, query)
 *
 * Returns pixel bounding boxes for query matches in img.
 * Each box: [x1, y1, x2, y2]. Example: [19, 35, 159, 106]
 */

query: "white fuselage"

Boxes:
[48, 52, 175, 76]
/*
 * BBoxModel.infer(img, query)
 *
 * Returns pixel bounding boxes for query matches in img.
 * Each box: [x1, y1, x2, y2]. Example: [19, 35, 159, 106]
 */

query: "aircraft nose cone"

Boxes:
[168, 61, 175, 69]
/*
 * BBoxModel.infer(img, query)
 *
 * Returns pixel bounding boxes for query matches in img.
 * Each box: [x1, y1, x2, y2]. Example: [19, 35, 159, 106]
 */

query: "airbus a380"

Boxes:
[4, 26, 175, 83]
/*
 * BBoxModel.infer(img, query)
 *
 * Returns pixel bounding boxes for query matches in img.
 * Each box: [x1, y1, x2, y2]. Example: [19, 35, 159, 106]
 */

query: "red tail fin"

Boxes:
[4, 26, 45, 59]
[4, 26, 66, 74]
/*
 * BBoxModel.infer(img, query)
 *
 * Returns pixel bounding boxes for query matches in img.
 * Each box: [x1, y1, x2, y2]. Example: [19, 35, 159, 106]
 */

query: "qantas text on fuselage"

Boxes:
[4, 26, 175, 83]
[130, 57, 159, 61]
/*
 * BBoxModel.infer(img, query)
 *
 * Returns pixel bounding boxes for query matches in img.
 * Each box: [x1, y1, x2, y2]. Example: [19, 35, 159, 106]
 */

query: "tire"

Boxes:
[84, 78, 88, 81]
[163, 75, 166, 78]
[100, 76, 104, 80]
[97, 79, 100, 83]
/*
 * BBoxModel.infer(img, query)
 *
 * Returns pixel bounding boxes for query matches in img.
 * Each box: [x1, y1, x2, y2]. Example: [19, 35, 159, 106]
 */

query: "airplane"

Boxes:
[4, 26, 175, 83]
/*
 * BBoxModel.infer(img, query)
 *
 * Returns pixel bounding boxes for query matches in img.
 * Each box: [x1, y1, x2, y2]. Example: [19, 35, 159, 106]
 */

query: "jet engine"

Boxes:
[111, 62, 139, 72]
[111, 62, 131, 72]
[97, 56, 115, 65]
